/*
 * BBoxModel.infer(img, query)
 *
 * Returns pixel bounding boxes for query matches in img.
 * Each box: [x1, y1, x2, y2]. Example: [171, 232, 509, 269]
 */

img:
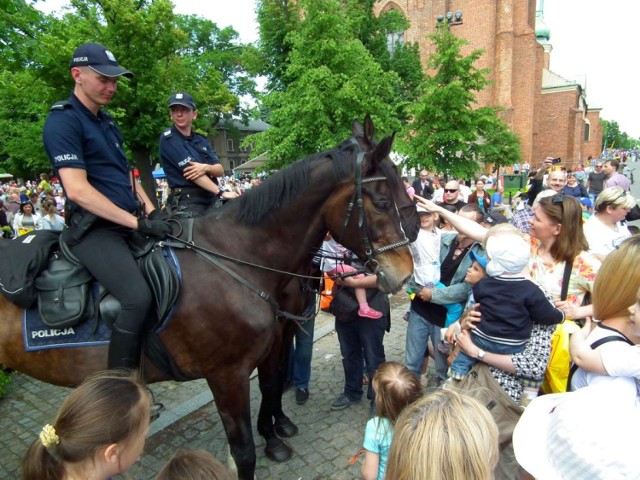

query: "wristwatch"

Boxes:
[476, 349, 486, 361]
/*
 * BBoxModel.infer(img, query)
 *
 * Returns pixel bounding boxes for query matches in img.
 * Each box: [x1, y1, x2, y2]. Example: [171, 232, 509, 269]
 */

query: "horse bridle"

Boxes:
[336, 149, 412, 276]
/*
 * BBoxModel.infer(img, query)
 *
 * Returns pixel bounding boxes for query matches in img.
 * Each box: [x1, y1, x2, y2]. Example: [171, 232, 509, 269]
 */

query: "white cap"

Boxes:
[513, 382, 640, 480]
[485, 234, 529, 277]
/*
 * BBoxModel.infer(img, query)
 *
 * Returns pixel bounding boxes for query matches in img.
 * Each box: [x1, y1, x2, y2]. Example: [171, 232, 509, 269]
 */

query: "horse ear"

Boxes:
[363, 115, 375, 144]
[352, 119, 364, 137]
[367, 133, 395, 170]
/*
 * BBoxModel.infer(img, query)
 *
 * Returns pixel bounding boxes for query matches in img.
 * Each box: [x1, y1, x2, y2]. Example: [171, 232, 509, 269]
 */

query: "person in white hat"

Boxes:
[513, 382, 640, 479]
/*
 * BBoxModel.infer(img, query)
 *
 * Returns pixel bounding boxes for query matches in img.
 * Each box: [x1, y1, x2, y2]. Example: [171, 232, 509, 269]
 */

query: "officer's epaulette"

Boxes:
[50, 101, 71, 111]
[163, 129, 173, 137]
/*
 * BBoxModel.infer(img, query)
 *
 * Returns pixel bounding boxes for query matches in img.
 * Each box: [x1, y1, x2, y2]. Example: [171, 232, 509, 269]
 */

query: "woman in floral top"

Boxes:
[422, 194, 599, 394]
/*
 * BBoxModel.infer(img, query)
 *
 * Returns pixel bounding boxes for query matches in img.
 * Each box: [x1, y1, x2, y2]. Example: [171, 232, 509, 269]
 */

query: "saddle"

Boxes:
[0, 230, 181, 330]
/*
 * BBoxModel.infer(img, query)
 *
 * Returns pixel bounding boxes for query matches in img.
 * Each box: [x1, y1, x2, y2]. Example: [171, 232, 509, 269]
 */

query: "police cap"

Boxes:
[69, 43, 133, 78]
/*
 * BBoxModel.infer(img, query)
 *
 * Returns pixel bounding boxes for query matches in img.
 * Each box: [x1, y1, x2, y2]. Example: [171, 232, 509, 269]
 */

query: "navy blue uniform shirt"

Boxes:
[159, 126, 220, 189]
[42, 93, 138, 213]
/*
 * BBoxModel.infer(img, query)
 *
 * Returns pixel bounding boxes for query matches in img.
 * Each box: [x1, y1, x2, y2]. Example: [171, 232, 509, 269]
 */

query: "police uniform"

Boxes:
[43, 86, 153, 370]
[160, 125, 221, 217]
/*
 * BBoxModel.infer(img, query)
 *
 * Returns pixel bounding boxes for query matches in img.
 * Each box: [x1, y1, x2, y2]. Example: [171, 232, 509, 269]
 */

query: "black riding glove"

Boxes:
[137, 218, 171, 238]
[148, 209, 169, 221]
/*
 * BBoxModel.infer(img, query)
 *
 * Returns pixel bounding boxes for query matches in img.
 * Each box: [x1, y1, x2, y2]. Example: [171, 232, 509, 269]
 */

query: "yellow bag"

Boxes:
[542, 320, 581, 393]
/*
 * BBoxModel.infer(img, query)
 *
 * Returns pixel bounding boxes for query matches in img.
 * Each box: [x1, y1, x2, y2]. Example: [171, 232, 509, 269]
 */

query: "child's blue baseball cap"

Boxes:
[578, 197, 592, 209]
[469, 250, 488, 270]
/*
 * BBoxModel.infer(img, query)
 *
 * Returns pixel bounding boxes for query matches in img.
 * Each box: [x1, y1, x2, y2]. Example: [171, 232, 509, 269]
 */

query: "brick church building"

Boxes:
[374, 0, 602, 168]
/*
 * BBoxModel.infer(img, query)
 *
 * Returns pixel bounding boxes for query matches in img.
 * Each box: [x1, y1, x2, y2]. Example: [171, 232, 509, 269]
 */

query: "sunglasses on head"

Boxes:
[608, 190, 627, 205]
[444, 189, 458, 193]
[551, 193, 565, 214]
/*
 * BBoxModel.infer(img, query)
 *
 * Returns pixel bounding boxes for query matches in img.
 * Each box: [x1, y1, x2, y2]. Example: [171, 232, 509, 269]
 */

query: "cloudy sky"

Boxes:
[36, 0, 640, 139]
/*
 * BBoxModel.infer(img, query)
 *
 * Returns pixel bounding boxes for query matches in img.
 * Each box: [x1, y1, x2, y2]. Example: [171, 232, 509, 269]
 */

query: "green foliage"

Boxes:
[0, 0, 257, 182]
[256, 0, 300, 92]
[250, 0, 404, 169]
[601, 118, 638, 150]
[398, 24, 521, 178]
[0, 366, 14, 399]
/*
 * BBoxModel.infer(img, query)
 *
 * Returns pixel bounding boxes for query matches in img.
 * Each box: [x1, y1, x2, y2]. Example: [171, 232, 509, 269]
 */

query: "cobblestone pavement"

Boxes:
[0, 292, 436, 479]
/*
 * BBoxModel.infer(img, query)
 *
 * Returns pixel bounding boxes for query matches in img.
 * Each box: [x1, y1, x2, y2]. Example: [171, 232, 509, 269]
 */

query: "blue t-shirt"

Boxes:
[491, 191, 502, 205]
[159, 126, 220, 189]
[42, 94, 138, 213]
[363, 416, 393, 480]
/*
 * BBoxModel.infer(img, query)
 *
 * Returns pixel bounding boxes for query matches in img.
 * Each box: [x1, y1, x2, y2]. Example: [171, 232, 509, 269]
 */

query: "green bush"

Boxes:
[0, 366, 14, 399]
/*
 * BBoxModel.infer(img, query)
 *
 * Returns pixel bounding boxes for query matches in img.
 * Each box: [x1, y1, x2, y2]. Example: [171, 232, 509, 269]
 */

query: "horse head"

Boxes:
[324, 122, 419, 294]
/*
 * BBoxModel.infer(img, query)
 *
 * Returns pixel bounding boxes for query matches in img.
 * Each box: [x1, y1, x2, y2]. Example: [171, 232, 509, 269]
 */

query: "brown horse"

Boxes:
[0, 117, 418, 479]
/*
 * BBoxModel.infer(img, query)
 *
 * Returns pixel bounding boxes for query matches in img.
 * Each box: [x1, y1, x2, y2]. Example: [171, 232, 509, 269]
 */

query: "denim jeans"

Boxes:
[335, 314, 386, 401]
[450, 334, 525, 377]
[405, 308, 448, 381]
[288, 314, 316, 390]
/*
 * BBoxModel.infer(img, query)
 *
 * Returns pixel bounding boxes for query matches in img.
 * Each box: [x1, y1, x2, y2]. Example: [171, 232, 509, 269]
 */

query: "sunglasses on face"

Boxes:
[444, 189, 458, 193]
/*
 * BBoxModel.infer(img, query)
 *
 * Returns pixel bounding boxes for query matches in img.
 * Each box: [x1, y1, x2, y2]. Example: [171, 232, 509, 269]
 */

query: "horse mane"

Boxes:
[230, 142, 358, 226]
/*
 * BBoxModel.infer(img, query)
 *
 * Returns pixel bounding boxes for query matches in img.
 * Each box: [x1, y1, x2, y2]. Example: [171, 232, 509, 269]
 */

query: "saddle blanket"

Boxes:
[23, 301, 111, 352]
[23, 246, 182, 352]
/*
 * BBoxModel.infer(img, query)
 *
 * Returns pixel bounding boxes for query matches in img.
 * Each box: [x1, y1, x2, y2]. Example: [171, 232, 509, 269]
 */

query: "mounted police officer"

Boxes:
[42, 43, 172, 371]
[159, 91, 238, 218]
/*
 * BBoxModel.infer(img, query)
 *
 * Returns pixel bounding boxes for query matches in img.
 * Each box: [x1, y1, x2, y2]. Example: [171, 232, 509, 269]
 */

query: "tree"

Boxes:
[0, 0, 257, 189]
[398, 24, 520, 178]
[600, 118, 637, 150]
[250, 0, 404, 169]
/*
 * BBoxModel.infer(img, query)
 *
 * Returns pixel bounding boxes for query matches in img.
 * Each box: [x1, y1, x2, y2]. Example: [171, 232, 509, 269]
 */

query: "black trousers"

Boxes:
[69, 223, 152, 335]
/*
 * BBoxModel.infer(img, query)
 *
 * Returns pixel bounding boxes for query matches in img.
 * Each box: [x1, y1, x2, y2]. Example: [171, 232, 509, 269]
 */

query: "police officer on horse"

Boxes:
[159, 91, 238, 218]
[42, 42, 172, 371]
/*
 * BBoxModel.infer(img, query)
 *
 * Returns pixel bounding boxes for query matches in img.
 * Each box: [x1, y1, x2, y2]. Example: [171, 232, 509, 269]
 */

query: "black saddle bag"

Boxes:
[35, 252, 94, 328]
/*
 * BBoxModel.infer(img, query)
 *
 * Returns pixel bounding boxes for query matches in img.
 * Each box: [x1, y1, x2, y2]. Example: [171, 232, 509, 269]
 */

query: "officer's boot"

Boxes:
[107, 326, 142, 370]
[107, 326, 165, 419]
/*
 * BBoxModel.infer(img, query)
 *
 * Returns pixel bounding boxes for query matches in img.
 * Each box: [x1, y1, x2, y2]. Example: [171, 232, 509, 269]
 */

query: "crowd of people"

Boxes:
[325, 153, 638, 479]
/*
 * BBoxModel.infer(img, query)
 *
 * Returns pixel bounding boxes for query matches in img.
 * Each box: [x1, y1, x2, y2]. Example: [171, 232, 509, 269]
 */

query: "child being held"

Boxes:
[361, 362, 422, 480]
[448, 230, 565, 401]
[568, 286, 640, 396]
[322, 233, 382, 319]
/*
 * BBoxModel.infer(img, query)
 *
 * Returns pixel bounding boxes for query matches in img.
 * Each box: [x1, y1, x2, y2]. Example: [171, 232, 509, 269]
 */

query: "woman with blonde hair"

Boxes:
[385, 389, 499, 480]
[22, 370, 151, 480]
[569, 235, 640, 392]
[583, 186, 636, 260]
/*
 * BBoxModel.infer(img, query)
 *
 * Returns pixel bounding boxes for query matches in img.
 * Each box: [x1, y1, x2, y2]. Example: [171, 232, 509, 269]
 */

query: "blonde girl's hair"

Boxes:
[593, 236, 640, 321]
[22, 370, 150, 480]
[594, 186, 637, 213]
[385, 389, 499, 480]
[155, 450, 235, 480]
[537, 194, 588, 263]
[372, 362, 421, 425]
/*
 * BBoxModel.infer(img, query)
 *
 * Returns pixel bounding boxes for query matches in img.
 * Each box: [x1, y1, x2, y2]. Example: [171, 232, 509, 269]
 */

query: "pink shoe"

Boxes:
[358, 306, 382, 319]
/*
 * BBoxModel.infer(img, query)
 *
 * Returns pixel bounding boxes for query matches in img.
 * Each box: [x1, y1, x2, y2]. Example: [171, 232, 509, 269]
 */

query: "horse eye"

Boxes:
[374, 201, 390, 212]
